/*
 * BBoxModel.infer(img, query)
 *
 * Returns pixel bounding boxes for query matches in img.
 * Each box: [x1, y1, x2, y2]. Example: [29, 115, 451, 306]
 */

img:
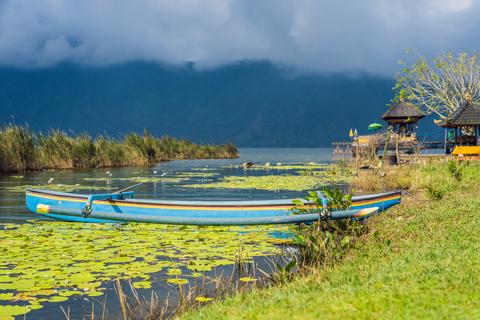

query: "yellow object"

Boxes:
[357, 137, 370, 144]
[452, 146, 480, 156]
[36, 204, 50, 214]
[349, 129, 354, 138]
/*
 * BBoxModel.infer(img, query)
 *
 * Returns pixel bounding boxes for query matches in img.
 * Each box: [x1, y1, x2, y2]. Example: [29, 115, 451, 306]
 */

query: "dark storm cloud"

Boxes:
[0, 0, 477, 74]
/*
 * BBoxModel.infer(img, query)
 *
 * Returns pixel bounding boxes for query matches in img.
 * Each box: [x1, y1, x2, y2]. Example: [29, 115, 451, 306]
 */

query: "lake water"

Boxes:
[0, 148, 332, 319]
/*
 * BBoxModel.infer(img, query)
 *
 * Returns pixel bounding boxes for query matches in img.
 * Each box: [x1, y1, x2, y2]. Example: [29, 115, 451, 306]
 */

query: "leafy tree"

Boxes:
[394, 51, 480, 118]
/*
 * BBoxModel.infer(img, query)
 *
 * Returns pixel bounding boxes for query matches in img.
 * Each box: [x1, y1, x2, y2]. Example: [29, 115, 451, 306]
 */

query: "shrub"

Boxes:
[425, 186, 445, 201]
[447, 159, 463, 182]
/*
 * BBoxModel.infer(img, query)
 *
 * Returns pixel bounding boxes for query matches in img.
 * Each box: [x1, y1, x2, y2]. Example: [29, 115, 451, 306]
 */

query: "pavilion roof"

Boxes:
[382, 102, 426, 121]
[437, 102, 480, 127]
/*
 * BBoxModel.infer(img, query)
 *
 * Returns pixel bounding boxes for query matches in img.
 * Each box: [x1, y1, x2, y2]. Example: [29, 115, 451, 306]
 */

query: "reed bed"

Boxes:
[0, 125, 238, 173]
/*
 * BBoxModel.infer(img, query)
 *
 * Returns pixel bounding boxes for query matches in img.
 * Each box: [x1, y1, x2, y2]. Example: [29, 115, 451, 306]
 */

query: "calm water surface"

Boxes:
[0, 148, 332, 221]
[0, 148, 331, 319]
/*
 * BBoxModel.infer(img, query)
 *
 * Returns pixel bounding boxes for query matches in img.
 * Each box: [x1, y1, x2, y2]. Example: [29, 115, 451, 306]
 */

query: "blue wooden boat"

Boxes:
[25, 189, 401, 225]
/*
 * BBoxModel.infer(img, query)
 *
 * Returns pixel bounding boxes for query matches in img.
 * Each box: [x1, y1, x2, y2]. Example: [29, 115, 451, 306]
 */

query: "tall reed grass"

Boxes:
[0, 125, 238, 173]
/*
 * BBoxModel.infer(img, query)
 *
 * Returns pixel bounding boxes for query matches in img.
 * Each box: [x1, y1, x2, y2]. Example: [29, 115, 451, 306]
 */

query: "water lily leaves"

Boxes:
[13, 279, 37, 291]
[82, 177, 188, 183]
[183, 175, 331, 191]
[187, 260, 216, 272]
[239, 277, 257, 282]
[167, 278, 188, 285]
[47, 295, 69, 303]
[0, 221, 289, 317]
[69, 273, 96, 284]
[131, 281, 151, 289]
[190, 272, 203, 278]
[59, 290, 80, 297]
[166, 268, 182, 276]
[185, 163, 351, 191]
[76, 281, 101, 290]
[0, 293, 14, 300]
[85, 291, 104, 297]
[232, 162, 328, 171]
[0, 305, 29, 319]
[195, 296, 213, 302]
[108, 256, 136, 263]
[174, 172, 217, 178]
[27, 302, 43, 310]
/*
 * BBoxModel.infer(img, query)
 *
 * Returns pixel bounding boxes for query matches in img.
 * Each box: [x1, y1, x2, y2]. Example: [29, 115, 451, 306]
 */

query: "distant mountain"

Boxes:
[0, 61, 441, 147]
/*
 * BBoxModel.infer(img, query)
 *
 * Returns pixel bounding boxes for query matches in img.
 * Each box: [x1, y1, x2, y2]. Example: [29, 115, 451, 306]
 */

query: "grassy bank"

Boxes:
[180, 160, 480, 319]
[0, 125, 238, 173]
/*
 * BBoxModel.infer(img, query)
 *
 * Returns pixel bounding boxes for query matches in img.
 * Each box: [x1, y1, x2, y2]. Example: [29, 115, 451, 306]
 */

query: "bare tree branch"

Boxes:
[394, 51, 480, 118]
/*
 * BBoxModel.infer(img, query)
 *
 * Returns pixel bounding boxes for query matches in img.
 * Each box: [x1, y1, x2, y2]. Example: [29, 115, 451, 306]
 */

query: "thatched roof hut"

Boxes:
[435, 102, 480, 128]
[382, 102, 426, 124]
[382, 101, 425, 137]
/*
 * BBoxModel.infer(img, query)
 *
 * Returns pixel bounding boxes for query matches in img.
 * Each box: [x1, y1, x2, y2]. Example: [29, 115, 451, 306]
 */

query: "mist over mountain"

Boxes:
[0, 61, 437, 147]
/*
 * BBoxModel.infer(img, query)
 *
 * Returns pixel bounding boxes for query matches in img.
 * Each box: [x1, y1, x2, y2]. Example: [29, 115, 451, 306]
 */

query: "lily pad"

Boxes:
[0, 305, 29, 319]
[167, 278, 189, 285]
[195, 296, 213, 302]
[239, 277, 257, 282]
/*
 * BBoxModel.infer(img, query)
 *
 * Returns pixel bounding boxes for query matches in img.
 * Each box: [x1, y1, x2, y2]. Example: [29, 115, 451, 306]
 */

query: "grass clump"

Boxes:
[350, 163, 415, 193]
[0, 125, 238, 173]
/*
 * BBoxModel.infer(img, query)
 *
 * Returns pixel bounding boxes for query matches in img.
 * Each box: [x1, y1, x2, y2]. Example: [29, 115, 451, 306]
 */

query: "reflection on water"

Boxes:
[0, 148, 330, 319]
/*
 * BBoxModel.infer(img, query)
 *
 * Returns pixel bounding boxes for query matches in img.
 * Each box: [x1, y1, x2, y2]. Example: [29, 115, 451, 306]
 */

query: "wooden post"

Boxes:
[444, 128, 447, 154]
[395, 134, 400, 165]
[477, 126, 480, 146]
[382, 128, 391, 166]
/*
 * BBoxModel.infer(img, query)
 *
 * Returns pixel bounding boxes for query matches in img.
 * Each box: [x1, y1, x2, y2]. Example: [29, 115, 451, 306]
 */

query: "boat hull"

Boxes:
[25, 188, 401, 224]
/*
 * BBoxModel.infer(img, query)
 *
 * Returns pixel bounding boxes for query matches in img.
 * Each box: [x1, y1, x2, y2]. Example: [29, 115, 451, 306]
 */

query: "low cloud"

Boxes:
[0, 0, 477, 74]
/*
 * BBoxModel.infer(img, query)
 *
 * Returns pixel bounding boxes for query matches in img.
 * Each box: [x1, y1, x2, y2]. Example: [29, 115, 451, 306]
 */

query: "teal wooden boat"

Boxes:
[25, 188, 401, 226]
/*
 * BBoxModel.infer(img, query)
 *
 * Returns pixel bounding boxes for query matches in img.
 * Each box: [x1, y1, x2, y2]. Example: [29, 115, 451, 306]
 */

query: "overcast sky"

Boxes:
[0, 0, 477, 75]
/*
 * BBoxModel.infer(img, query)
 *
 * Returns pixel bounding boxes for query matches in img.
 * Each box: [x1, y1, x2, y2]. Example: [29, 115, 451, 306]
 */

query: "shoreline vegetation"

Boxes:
[177, 159, 480, 319]
[0, 124, 238, 174]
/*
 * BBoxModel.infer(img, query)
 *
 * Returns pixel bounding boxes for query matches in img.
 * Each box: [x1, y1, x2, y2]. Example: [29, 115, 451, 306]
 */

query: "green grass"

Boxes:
[0, 125, 238, 173]
[180, 161, 480, 319]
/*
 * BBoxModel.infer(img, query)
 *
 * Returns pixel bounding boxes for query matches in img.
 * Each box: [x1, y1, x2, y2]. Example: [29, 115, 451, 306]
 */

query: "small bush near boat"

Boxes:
[0, 125, 238, 173]
[291, 188, 367, 270]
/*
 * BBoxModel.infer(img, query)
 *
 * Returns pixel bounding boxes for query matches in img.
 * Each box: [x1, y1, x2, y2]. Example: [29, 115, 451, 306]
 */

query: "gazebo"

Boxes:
[382, 101, 426, 137]
[435, 101, 480, 154]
